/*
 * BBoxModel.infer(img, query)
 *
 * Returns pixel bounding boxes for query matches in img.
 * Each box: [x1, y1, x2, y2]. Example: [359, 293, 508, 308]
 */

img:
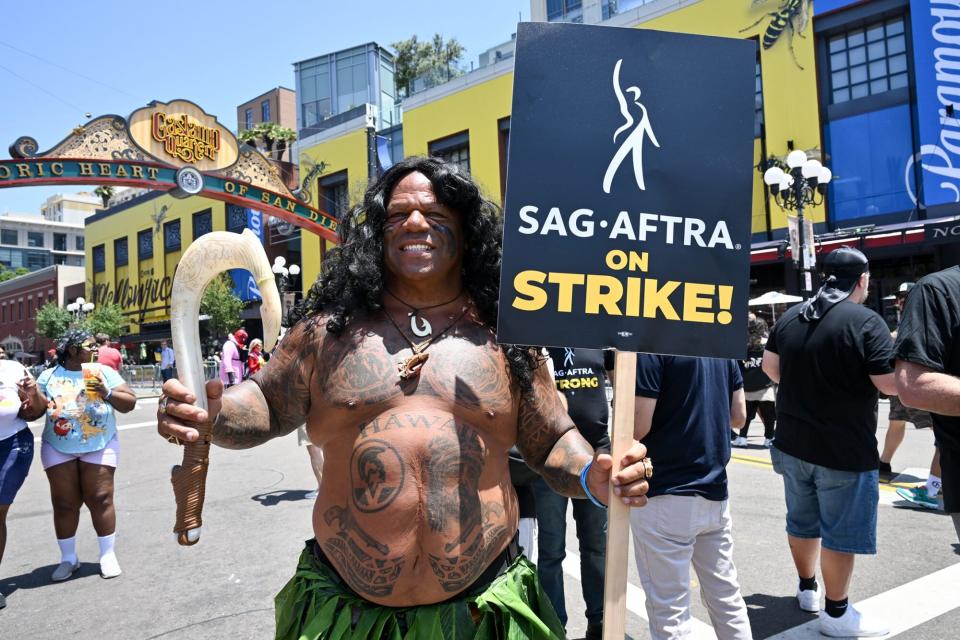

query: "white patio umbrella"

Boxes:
[748, 291, 804, 321]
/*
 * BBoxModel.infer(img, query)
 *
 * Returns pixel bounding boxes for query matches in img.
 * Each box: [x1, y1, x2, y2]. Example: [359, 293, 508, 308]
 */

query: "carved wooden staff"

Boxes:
[169, 229, 281, 545]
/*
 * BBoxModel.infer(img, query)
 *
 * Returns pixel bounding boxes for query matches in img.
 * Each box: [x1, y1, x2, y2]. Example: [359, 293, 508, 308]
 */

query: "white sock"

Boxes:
[97, 533, 116, 559]
[927, 475, 942, 498]
[57, 537, 77, 564]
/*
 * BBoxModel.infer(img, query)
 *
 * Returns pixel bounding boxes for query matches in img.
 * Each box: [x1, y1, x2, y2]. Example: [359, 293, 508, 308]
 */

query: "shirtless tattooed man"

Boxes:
[157, 157, 651, 639]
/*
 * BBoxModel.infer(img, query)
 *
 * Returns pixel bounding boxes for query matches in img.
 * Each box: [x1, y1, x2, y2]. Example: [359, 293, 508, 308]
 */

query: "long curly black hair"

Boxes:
[290, 156, 540, 392]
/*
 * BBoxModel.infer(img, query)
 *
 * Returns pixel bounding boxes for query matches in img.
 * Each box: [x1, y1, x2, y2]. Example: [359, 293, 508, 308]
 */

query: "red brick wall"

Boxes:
[0, 272, 58, 358]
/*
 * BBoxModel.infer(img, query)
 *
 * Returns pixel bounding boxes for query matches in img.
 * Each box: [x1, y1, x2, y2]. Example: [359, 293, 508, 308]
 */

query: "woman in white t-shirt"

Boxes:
[37, 330, 137, 582]
[0, 346, 47, 609]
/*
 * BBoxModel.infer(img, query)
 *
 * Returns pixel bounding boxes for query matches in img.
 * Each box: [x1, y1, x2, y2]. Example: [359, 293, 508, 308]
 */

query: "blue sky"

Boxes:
[0, 0, 528, 214]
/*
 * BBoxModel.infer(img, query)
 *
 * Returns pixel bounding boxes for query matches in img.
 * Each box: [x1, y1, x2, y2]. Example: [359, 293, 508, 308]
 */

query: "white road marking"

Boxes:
[562, 549, 719, 639]
[766, 562, 960, 639]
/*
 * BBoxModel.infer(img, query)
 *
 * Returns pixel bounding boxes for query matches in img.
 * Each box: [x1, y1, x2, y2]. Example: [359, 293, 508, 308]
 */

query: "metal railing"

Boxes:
[27, 361, 221, 390]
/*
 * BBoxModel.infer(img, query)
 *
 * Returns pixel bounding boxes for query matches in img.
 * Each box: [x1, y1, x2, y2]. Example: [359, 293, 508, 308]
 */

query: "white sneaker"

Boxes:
[796, 584, 819, 612]
[732, 436, 749, 448]
[819, 605, 889, 637]
[99, 553, 122, 579]
[764, 438, 774, 448]
[50, 560, 79, 582]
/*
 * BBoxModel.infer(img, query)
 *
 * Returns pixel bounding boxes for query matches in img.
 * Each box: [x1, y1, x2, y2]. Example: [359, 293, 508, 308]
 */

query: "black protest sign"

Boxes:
[497, 22, 756, 359]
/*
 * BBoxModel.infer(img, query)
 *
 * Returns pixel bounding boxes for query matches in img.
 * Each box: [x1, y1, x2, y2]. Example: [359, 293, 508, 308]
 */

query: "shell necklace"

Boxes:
[384, 302, 469, 380]
[384, 288, 463, 338]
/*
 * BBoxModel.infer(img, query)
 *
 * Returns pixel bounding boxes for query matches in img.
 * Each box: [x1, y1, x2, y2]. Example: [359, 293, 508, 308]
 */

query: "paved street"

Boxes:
[2, 399, 958, 639]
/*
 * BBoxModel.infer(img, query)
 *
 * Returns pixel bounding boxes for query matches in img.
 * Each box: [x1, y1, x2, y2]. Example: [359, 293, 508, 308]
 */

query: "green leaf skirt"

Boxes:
[275, 542, 566, 640]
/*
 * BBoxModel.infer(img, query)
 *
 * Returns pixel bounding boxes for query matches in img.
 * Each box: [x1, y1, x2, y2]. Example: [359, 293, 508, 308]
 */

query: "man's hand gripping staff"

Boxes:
[158, 230, 281, 545]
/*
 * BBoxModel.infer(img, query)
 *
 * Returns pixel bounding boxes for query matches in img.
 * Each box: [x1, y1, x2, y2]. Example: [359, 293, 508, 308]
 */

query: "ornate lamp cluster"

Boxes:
[66, 296, 95, 321]
[762, 150, 833, 210]
[272, 256, 301, 327]
[761, 150, 834, 296]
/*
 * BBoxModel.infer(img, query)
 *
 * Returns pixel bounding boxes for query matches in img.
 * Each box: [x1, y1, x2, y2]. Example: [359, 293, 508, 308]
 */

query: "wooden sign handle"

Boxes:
[603, 350, 637, 640]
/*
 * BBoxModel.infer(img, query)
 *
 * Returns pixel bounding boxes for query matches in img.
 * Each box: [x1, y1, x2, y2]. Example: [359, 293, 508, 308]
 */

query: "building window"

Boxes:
[18, 302, 22, 321]
[319, 171, 349, 219]
[244, 108, 253, 130]
[299, 58, 333, 128]
[193, 208, 213, 239]
[164, 220, 181, 253]
[0, 229, 16, 245]
[828, 17, 907, 104]
[138, 229, 153, 260]
[93, 244, 105, 273]
[226, 205, 248, 233]
[115, 237, 128, 267]
[54, 232, 67, 251]
[601, 0, 655, 20]
[429, 132, 471, 174]
[27, 231, 44, 248]
[75, 235, 84, 250]
[336, 49, 370, 112]
[547, 0, 583, 23]
[28, 299, 33, 319]
[261, 100, 270, 122]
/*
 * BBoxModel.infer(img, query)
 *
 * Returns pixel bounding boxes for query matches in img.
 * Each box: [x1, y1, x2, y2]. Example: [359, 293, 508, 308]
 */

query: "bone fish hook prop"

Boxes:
[168, 229, 281, 545]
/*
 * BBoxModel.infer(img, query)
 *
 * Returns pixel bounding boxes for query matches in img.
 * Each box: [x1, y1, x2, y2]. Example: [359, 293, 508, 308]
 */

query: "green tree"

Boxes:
[94, 185, 115, 208]
[392, 34, 465, 96]
[239, 122, 297, 160]
[201, 274, 244, 340]
[36, 301, 72, 340]
[0, 266, 29, 282]
[83, 303, 126, 338]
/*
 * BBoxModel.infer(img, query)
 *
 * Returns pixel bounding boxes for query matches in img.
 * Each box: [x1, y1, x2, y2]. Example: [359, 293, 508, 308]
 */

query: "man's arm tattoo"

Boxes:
[250, 319, 317, 434]
[540, 429, 594, 497]
[212, 382, 283, 449]
[516, 362, 593, 497]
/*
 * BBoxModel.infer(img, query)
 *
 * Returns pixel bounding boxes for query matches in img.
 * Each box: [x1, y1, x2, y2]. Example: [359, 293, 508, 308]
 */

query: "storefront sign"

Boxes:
[925, 218, 960, 244]
[2, 105, 338, 242]
[92, 274, 174, 314]
[128, 99, 238, 171]
[908, 0, 960, 207]
[0, 158, 337, 239]
[498, 23, 755, 358]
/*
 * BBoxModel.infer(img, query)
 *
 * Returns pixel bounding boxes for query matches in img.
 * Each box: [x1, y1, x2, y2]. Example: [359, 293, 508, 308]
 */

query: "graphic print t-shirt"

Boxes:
[547, 348, 613, 449]
[38, 365, 124, 454]
[0, 360, 29, 440]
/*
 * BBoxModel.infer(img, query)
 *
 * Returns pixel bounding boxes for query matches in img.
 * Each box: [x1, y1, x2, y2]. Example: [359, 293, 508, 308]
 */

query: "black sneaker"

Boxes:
[0, 592, 6, 609]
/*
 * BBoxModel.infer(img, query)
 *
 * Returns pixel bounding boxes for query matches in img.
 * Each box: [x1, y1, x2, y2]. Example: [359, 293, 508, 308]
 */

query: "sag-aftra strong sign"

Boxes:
[497, 22, 757, 359]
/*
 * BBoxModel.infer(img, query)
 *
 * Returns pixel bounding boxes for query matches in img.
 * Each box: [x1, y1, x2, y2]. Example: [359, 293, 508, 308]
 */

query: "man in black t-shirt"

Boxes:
[762, 247, 895, 638]
[894, 266, 960, 544]
[631, 355, 752, 640]
[533, 347, 612, 640]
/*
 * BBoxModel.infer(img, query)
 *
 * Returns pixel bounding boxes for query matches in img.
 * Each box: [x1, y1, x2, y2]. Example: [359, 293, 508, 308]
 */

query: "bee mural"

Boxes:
[741, 0, 813, 70]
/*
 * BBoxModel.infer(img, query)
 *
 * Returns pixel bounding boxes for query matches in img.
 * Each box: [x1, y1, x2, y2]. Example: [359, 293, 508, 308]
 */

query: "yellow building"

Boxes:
[296, 1, 823, 288]
[84, 192, 233, 342]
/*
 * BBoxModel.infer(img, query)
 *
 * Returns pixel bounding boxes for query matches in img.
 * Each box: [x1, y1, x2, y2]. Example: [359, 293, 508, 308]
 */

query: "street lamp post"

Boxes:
[66, 296, 95, 323]
[762, 150, 833, 297]
[272, 256, 301, 326]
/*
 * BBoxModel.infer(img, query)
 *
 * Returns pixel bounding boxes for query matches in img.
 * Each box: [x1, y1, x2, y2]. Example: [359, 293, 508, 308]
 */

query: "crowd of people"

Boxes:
[1, 157, 958, 639]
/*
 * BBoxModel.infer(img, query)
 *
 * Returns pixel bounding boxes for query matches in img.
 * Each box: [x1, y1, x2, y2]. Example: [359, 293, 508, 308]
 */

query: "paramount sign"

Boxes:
[924, 218, 960, 244]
